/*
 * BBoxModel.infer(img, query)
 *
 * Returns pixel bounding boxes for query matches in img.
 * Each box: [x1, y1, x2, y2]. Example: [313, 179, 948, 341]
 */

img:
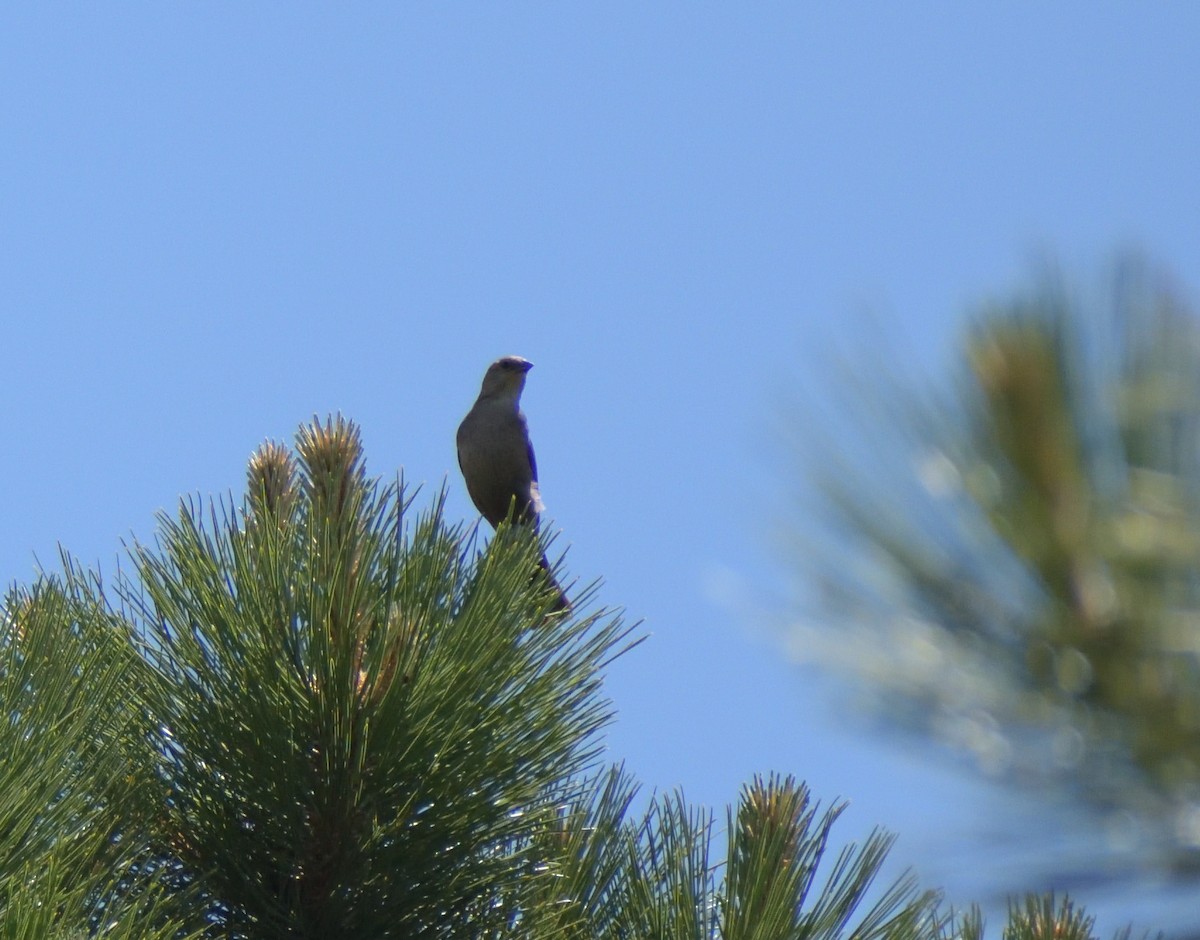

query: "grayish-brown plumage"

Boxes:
[457, 356, 568, 610]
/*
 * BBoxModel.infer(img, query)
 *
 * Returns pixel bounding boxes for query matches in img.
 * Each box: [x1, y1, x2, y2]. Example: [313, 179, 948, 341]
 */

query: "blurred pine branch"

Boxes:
[787, 255, 1200, 894]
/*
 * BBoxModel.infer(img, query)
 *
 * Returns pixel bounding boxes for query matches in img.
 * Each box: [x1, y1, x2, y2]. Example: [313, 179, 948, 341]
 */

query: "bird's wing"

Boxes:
[526, 436, 538, 482]
[525, 430, 545, 515]
[455, 423, 468, 480]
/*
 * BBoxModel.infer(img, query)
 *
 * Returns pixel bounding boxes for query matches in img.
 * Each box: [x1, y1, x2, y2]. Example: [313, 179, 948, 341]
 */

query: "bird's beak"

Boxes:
[519, 360, 534, 372]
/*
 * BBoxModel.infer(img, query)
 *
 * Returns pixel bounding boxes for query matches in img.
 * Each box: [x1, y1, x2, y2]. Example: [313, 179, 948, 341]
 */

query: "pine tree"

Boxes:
[790, 257, 1200, 892]
[0, 414, 1145, 937]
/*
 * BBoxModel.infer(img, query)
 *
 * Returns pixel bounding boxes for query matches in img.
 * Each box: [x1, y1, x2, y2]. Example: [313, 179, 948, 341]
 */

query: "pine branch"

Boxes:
[106, 416, 638, 937]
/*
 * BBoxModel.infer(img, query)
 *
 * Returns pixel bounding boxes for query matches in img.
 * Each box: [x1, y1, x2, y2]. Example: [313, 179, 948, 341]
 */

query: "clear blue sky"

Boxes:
[3, 4, 1198, 933]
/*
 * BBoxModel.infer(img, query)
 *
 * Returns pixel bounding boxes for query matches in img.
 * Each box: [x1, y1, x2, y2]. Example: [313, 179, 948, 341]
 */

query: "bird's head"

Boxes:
[479, 355, 534, 400]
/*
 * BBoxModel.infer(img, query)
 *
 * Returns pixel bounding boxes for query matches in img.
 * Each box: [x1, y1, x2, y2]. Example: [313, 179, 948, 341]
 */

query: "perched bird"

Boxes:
[457, 356, 568, 610]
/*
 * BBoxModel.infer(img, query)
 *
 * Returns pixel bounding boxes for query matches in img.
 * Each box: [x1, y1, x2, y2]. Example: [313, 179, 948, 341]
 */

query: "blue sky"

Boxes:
[3, 4, 1199, 933]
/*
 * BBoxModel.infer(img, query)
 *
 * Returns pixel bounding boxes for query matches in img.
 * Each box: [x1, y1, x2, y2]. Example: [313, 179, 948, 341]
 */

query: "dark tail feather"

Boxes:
[535, 553, 570, 612]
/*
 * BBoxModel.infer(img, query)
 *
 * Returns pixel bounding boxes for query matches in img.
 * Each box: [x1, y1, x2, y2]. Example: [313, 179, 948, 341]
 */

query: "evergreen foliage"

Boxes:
[0, 415, 1149, 936]
[789, 257, 1200, 885]
[0, 580, 199, 938]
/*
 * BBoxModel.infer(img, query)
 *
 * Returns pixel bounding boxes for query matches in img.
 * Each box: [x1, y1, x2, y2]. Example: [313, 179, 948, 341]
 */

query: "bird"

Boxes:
[457, 356, 568, 611]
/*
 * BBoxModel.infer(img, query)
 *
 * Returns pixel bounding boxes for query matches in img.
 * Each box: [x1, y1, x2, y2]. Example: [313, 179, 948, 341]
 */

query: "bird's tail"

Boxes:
[536, 553, 570, 613]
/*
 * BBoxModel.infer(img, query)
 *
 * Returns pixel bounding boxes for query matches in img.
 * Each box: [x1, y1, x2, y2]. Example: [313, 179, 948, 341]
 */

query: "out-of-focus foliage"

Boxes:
[787, 258, 1200, 871]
